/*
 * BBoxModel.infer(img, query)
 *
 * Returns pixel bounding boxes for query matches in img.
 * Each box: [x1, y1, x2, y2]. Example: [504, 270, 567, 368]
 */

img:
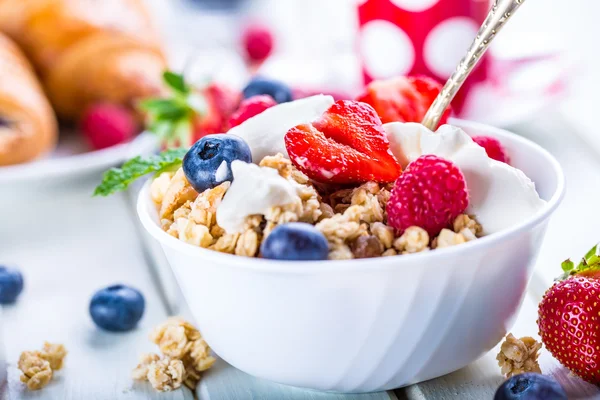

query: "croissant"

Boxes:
[0, 33, 58, 166]
[0, 0, 166, 120]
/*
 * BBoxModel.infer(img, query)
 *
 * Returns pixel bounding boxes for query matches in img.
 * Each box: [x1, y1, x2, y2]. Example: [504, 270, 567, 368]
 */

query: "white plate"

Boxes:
[0, 130, 158, 187]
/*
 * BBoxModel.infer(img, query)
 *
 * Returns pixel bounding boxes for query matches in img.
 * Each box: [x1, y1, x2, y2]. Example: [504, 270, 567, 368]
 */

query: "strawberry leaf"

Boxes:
[94, 148, 187, 196]
[561, 259, 575, 273]
[163, 71, 189, 94]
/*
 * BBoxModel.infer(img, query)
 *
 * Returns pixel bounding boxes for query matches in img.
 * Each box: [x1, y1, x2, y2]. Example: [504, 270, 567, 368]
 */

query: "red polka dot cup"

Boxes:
[357, 0, 490, 113]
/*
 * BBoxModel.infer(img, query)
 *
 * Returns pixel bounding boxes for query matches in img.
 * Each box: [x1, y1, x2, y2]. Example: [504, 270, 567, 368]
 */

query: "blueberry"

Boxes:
[0, 266, 23, 304]
[261, 223, 329, 261]
[243, 77, 293, 104]
[494, 373, 567, 400]
[183, 134, 252, 193]
[89, 284, 145, 332]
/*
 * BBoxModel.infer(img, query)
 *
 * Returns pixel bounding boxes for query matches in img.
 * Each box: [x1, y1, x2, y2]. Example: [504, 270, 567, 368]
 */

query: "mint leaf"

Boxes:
[94, 148, 187, 196]
[163, 71, 189, 94]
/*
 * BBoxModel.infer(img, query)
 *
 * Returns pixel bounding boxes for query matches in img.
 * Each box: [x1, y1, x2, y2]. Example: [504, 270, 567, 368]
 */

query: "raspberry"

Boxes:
[387, 155, 469, 237]
[471, 136, 510, 164]
[228, 95, 277, 128]
[242, 24, 274, 63]
[80, 103, 137, 150]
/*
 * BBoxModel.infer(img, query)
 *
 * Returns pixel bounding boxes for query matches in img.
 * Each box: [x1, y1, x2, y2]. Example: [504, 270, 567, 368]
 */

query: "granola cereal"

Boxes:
[147, 357, 185, 392]
[18, 351, 53, 390]
[40, 342, 67, 371]
[150, 317, 201, 359]
[151, 172, 175, 204]
[432, 229, 466, 249]
[370, 222, 394, 249]
[496, 333, 542, 378]
[159, 169, 198, 220]
[453, 214, 482, 237]
[350, 235, 384, 258]
[151, 156, 485, 259]
[132, 353, 161, 381]
[136, 317, 216, 392]
[394, 227, 429, 254]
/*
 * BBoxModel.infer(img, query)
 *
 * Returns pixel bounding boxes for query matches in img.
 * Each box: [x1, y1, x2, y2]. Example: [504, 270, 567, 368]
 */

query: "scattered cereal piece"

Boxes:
[394, 226, 429, 254]
[40, 342, 67, 371]
[132, 353, 160, 381]
[147, 357, 185, 392]
[185, 338, 217, 372]
[496, 333, 542, 378]
[18, 351, 53, 391]
[139, 317, 216, 392]
[382, 248, 397, 257]
[150, 317, 200, 359]
[433, 229, 466, 249]
[350, 235, 384, 259]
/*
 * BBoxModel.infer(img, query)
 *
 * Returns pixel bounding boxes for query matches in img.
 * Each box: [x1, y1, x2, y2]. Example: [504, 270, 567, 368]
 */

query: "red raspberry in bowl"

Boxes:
[471, 136, 510, 164]
[228, 95, 277, 128]
[387, 155, 469, 237]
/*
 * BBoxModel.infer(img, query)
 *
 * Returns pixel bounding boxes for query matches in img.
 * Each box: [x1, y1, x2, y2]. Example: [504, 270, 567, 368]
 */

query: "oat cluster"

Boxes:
[18, 342, 67, 390]
[496, 333, 542, 378]
[133, 317, 216, 392]
[152, 154, 483, 259]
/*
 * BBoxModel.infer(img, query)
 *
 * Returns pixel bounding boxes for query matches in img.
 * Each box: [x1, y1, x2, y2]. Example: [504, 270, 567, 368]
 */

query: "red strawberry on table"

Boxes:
[356, 76, 451, 125]
[284, 100, 401, 184]
[538, 245, 600, 384]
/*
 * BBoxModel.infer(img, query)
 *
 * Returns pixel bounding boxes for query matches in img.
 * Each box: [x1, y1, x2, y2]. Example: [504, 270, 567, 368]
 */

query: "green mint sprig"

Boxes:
[559, 244, 600, 280]
[94, 148, 187, 196]
[139, 71, 207, 147]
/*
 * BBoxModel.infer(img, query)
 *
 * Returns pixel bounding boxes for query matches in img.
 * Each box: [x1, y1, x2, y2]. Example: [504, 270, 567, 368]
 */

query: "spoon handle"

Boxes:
[421, 0, 526, 130]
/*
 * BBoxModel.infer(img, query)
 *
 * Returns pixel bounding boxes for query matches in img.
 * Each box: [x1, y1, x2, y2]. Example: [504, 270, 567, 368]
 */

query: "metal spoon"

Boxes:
[421, 0, 526, 130]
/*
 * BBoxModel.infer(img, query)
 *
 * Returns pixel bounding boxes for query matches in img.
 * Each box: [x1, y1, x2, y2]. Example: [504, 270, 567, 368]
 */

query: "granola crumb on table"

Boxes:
[18, 342, 67, 391]
[496, 333, 542, 378]
[134, 317, 216, 392]
[152, 154, 484, 259]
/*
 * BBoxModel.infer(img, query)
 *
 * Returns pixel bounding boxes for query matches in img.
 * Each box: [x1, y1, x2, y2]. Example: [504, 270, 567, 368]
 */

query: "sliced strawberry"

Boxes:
[285, 100, 401, 184]
[356, 76, 451, 125]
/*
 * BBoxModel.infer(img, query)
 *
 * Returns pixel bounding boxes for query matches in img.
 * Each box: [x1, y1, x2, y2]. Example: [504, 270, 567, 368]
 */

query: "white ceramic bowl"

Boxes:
[138, 119, 565, 393]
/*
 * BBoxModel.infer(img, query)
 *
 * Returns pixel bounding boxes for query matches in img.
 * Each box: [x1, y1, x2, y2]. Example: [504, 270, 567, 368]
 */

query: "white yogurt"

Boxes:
[228, 95, 334, 163]
[216, 161, 299, 233]
[384, 122, 546, 234]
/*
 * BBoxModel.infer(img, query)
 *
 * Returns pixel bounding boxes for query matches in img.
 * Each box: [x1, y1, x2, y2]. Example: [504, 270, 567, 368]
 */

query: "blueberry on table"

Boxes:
[243, 77, 293, 104]
[183, 134, 252, 193]
[0, 266, 23, 304]
[261, 223, 329, 261]
[89, 285, 145, 332]
[494, 373, 567, 400]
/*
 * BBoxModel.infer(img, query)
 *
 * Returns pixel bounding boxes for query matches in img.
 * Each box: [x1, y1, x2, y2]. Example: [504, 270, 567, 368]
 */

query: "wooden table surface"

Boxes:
[2, 111, 600, 400]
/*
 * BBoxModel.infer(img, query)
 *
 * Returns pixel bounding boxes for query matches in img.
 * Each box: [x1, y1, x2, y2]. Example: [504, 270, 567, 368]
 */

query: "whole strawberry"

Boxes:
[387, 155, 468, 237]
[538, 245, 600, 384]
[80, 103, 137, 150]
[228, 95, 276, 128]
[472, 136, 510, 164]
